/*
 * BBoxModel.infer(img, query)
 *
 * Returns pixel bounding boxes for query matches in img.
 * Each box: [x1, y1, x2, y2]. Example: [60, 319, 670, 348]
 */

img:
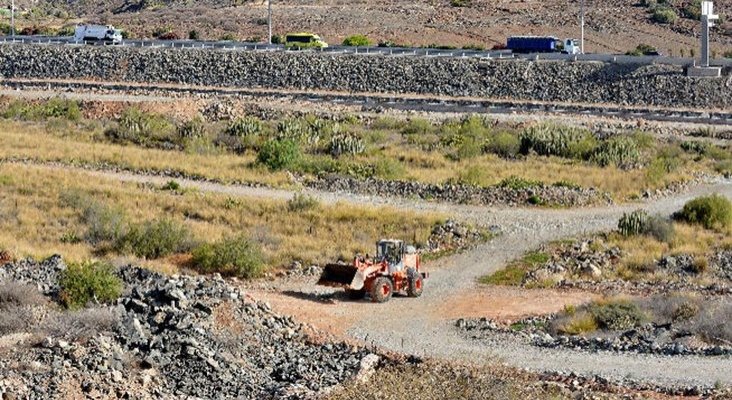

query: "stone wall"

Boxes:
[0, 44, 730, 108]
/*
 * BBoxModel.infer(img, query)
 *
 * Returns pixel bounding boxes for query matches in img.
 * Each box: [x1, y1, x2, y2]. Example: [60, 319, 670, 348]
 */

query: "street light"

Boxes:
[267, 0, 272, 44]
[10, 0, 15, 37]
[580, 0, 585, 54]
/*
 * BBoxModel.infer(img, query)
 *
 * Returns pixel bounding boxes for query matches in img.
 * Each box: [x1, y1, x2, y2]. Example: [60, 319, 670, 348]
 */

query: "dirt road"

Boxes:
[22, 162, 732, 389]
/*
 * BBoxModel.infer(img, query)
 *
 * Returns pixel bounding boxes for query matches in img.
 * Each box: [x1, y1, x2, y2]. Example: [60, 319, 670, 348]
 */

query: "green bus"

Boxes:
[284, 33, 328, 50]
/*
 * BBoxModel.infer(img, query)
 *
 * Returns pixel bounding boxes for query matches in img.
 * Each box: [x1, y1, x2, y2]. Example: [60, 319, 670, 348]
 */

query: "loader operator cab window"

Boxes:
[377, 241, 403, 265]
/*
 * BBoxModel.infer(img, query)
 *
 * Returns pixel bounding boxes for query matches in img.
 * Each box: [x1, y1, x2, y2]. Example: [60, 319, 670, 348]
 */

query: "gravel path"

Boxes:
[24, 162, 732, 389]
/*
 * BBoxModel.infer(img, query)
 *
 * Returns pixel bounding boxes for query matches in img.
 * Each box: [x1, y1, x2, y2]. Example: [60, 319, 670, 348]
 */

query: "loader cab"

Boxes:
[562, 38, 581, 54]
[376, 240, 404, 267]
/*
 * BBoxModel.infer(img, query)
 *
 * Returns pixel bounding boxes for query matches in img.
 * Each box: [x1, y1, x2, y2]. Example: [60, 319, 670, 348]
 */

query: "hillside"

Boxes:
[3, 1, 732, 58]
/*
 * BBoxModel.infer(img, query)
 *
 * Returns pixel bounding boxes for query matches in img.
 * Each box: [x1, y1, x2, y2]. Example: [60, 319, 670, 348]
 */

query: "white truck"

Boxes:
[73, 25, 123, 45]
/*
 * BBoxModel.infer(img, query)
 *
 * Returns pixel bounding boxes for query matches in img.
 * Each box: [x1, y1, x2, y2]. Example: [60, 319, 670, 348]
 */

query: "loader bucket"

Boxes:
[317, 263, 361, 289]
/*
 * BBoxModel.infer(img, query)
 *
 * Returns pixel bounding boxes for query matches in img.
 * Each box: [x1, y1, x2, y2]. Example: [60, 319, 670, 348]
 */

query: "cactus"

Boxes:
[592, 136, 640, 168]
[618, 210, 649, 236]
[328, 133, 365, 157]
[276, 118, 320, 145]
[226, 116, 263, 137]
[519, 124, 596, 159]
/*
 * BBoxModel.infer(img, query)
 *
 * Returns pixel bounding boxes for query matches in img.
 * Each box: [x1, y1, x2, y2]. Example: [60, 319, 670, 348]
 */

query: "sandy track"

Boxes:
[20, 161, 732, 389]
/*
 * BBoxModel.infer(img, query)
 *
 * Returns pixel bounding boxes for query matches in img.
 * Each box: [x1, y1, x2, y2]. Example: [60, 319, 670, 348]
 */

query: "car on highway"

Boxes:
[284, 33, 328, 50]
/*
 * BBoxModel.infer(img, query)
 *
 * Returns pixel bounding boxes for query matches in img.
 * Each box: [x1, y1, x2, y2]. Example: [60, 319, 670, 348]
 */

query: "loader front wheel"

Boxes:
[370, 277, 393, 303]
[407, 268, 423, 298]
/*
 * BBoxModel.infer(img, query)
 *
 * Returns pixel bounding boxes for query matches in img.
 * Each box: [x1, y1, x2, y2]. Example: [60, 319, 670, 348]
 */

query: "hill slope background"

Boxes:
[3, 0, 731, 55]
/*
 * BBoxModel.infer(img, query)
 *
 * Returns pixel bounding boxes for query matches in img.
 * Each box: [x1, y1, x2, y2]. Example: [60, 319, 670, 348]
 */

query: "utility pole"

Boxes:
[267, 0, 272, 44]
[10, 0, 15, 37]
[580, 0, 585, 54]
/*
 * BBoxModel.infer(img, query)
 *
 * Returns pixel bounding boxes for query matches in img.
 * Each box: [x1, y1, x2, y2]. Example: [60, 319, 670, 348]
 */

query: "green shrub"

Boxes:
[677, 194, 732, 230]
[453, 136, 483, 160]
[106, 108, 175, 146]
[59, 261, 122, 309]
[520, 124, 597, 159]
[161, 180, 181, 191]
[188, 30, 200, 40]
[486, 131, 521, 158]
[342, 34, 371, 46]
[454, 165, 487, 187]
[80, 200, 128, 245]
[226, 116, 263, 137]
[118, 218, 193, 259]
[652, 8, 677, 24]
[328, 133, 365, 157]
[192, 235, 265, 278]
[591, 136, 640, 168]
[498, 176, 542, 190]
[373, 158, 406, 180]
[286, 193, 320, 212]
[1, 98, 81, 121]
[589, 300, 645, 330]
[178, 116, 207, 139]
[716, 160, 732, 178]
[618, 209, 649, 236]
[558, 312, 599, 335]
[401, 118, 433, 136]
[450, 0, 471, 7]
[257, 139, 301, 170]
[725, 51, 732, 59]
[626, 44, 659, 56]
[682, 0, 702, 19]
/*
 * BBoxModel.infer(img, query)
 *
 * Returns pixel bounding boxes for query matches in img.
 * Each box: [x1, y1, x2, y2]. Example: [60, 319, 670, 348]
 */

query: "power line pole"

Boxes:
[580, 0, 585, 54]
[10, 0, 15, 37]
[267, 0, 272, 44]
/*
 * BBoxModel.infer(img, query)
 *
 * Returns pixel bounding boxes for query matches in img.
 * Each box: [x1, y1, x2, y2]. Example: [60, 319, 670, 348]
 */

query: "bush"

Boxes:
[59, 261, 122, 309]
[286, 193, 320, 212]
[677, 194, 732, 230]
[498, 176, 542, 190]
[258, 139, 301, 170]
[591, 136, 640, 168]
[401, 118, 433, 136]
[373, 158, 406, 180]
[486, 132, 521, 158]
[618, 209, 649, 236]
[589, 299, 645, 330]
[454, 165, 488, 187]
[1, 98, 81, 121]
[652, 7, 677, 24]
[188, 30, 200, 40]
[643, 215, 675, 243]
[626, 44, 659, 56]
[118, 218, 193, 259]
[342, 34, 371, 46]
[106, 108, 175, 147]
[192, 235, 265, 278]
[178, 116, 207, 139]
[161, 180, 181, 191]
[520, 124, 597, 160]
[76, 198, 128, 246]
[450, 0, 471, 6]
[557, 312, 599, 335]
[0, 283, 46, 308]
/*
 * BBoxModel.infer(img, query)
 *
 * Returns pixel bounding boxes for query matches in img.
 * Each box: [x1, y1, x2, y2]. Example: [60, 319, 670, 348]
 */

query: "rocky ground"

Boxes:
[523, 239, 732, 295]
[0, 256, 379, 399]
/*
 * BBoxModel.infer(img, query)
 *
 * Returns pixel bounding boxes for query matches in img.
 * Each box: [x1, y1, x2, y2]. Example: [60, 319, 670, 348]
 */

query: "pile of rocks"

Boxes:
[523, 239, 732, 294]
[0, 256, 378, 399]
[455, 317, 732, 357]
[0, 44, 729, 109]
[427, 219, 496, 252]
[305, 175, 606, 207]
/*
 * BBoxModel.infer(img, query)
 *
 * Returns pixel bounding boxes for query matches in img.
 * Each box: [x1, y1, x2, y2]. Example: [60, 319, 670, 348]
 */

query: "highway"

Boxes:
[2, 34, 731, 68]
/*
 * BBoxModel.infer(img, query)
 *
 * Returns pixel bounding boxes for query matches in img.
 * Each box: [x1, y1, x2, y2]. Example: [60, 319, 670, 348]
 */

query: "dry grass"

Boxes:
[0, 120, 291, 187]
[0, 118, 713, 202]
[0, 163, 443, 270]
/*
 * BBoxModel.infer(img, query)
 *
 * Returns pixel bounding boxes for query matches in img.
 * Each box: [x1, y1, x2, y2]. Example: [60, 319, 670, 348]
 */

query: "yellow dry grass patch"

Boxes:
[0, 120, 291, 187]
[0, 163, 443, 270]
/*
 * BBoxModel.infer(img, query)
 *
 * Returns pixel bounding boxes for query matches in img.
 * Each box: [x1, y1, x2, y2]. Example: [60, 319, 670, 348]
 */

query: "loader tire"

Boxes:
[407, 268, 423, 298]
[346, 289, 366, 300]
[370, 277, 393, 303]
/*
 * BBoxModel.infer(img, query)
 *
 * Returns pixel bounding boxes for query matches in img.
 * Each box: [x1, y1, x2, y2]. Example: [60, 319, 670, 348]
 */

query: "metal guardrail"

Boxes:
[1, 35, 731, 67]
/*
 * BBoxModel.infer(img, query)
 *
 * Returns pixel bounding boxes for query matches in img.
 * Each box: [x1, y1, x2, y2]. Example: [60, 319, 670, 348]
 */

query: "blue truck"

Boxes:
[507, 36, 580, 54]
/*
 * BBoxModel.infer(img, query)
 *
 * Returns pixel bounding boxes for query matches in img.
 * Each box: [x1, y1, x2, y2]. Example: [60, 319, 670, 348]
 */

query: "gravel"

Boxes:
[0, 44, 730, 109]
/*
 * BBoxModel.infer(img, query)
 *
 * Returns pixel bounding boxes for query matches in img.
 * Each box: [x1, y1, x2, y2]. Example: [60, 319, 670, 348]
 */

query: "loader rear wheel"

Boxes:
[346, 289, 366, 300]
[370, 277, 393, 303]
[407, 268, 423, 298]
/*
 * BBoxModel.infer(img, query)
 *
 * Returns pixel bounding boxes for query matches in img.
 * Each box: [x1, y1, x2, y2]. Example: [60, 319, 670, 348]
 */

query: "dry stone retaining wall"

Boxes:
[0, 44, 730, 108]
